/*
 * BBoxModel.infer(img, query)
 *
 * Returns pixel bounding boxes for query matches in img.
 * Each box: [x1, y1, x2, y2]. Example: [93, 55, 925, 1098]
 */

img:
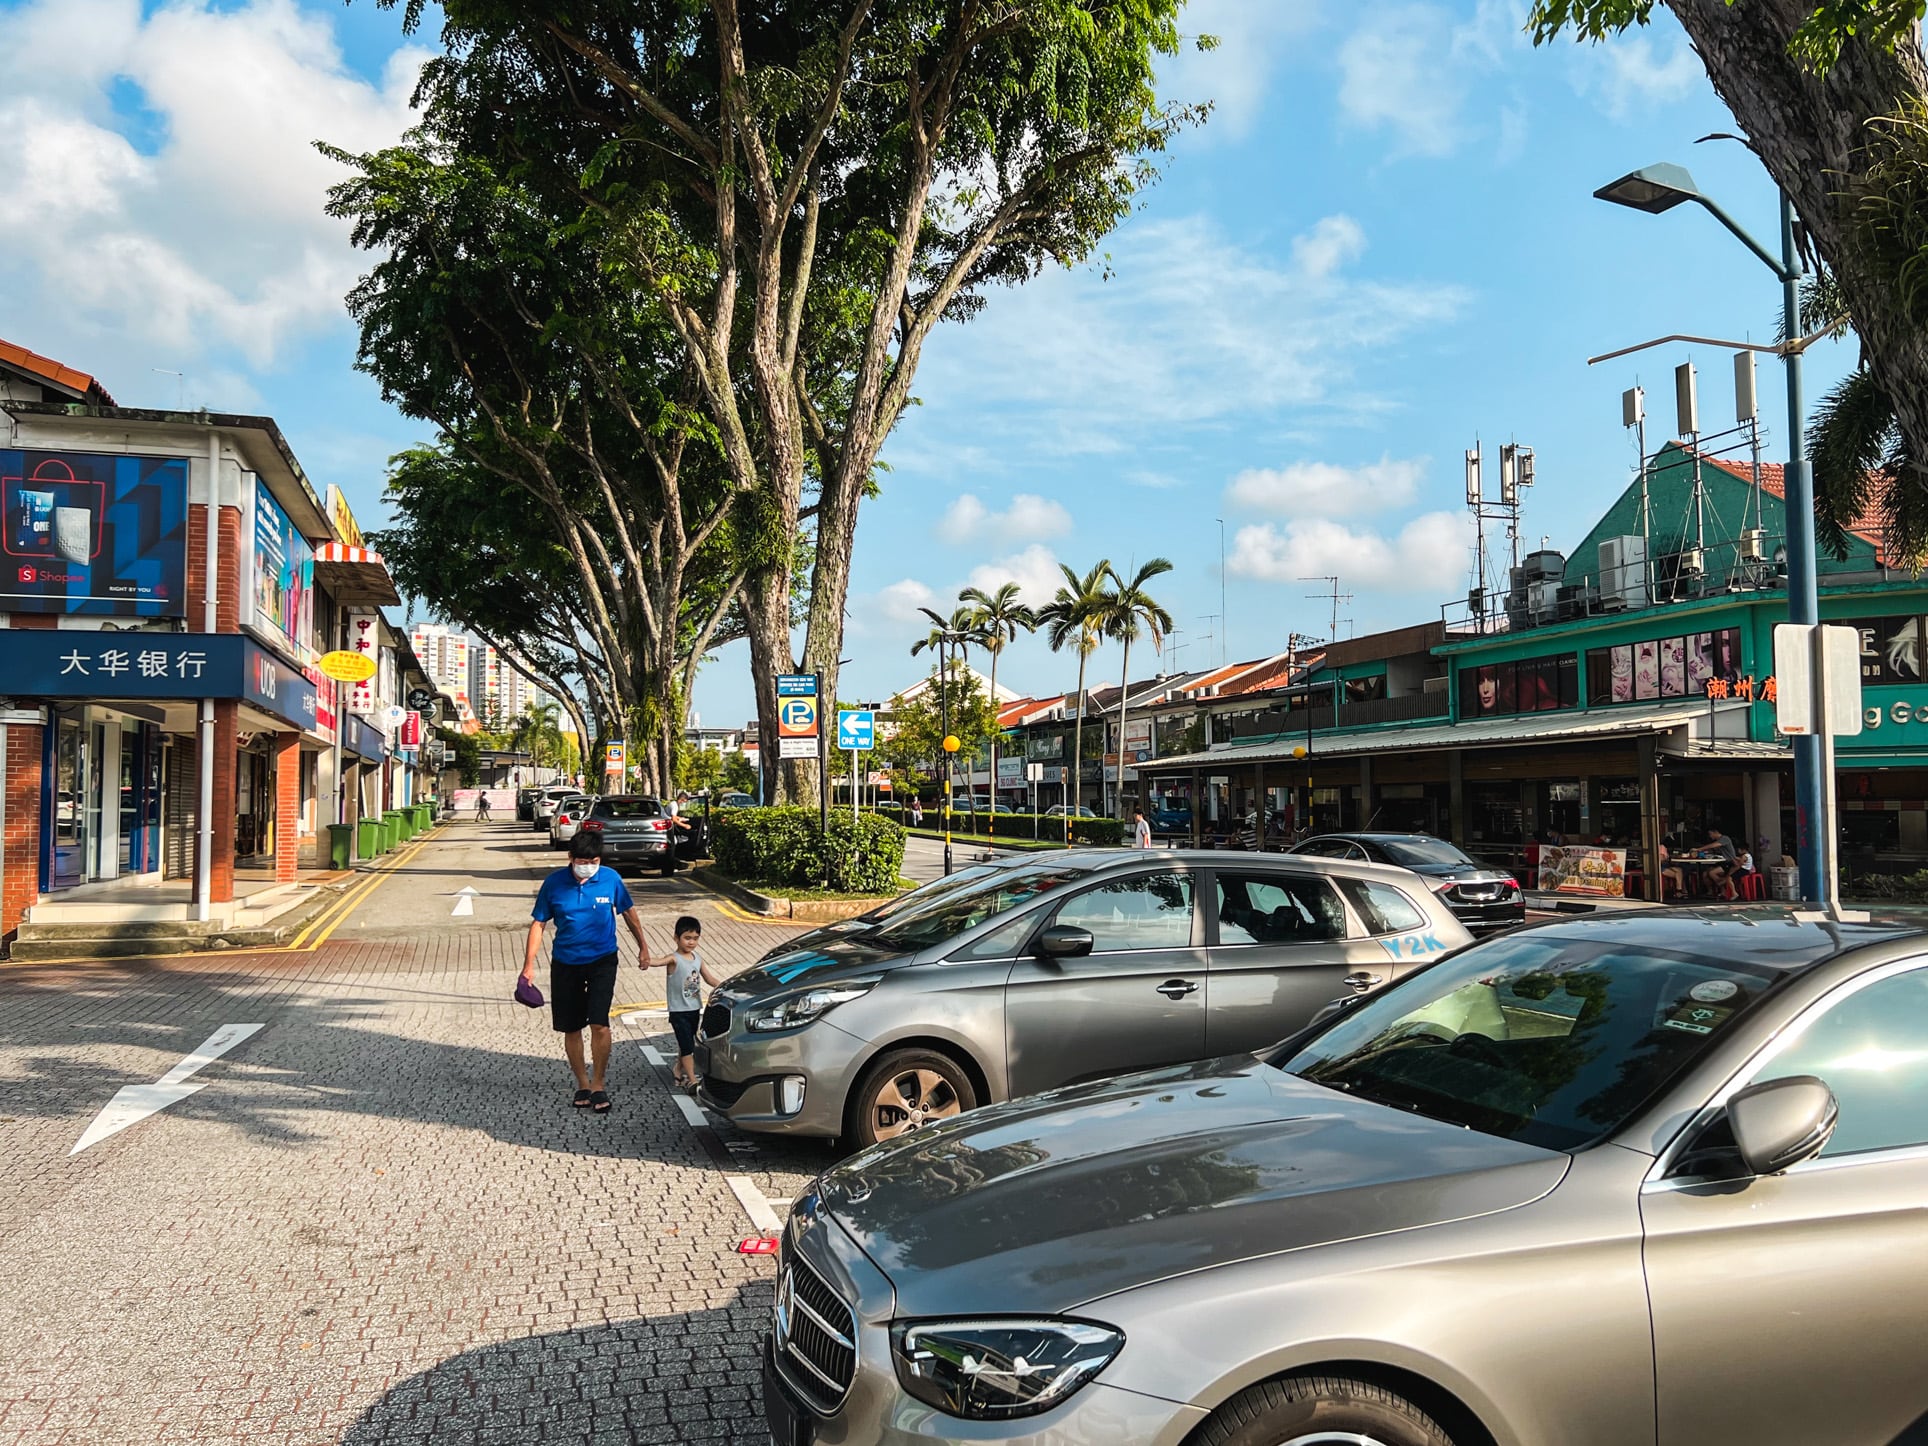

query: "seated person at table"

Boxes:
[1660, 841, 1685, 900]
[1701, 825, 1739, 900]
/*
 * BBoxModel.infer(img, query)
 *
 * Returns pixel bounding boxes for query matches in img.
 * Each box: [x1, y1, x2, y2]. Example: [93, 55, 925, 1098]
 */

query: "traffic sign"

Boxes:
[779, 737, 818, 759]
[776, 674, 817, 697]
[777, 697, 819, 737]
[837, 709, 875, 750]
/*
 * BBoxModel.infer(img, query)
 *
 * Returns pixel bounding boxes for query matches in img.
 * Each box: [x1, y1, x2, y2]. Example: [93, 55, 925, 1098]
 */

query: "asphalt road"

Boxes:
[0, 819, 825, 1445]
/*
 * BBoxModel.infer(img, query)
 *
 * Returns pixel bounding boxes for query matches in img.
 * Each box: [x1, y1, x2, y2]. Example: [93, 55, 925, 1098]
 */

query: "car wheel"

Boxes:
[1195, 1374, 1458, 1446]
[848, 1049, 977, 1150]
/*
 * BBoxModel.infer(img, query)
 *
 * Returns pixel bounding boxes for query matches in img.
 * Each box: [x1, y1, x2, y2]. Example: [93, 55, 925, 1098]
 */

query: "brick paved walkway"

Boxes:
[0, 822, 815, 1445]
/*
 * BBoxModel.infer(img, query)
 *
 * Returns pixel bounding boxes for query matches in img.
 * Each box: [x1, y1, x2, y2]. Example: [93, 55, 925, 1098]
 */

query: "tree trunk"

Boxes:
[1069, 652, 1089, 844]
[1666, 2, 1928, 463]
[986, 651, 999, 837]
[1115, 637, 1133, 820]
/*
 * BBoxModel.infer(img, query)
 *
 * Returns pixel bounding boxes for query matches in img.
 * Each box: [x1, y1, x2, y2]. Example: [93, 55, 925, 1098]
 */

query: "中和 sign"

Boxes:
[1, 449, 189, 618]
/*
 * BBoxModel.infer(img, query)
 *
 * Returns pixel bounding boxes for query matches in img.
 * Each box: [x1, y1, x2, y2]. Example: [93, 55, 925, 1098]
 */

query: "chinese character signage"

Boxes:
[0, 631, 317, 730]
[0, 449, 189, 617]
[251, 482, 314, 652]
[345, 610, 379, 715]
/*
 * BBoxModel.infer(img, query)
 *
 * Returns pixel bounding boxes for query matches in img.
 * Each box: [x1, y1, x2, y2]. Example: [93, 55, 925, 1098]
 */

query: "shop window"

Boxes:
[1588, 628, 1742, 707]
[1461, 652, 1579, 720]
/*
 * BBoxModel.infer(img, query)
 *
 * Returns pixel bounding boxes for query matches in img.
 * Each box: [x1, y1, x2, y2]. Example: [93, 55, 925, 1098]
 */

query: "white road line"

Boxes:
[640, 1045, 667, 1066]
[672, 1093, 708, 1127]
[73, 1023, 265, 1155]
[725, 1174, 787, 1235]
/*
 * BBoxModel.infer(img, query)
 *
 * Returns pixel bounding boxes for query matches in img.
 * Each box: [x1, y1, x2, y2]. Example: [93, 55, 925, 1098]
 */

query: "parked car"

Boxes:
[763, 905, 1928, 1446]
[1147, 805, 1193, 834]
[697, 849, 1470, 1148]
[531, 785, 577, 833]
[1291, 831, 1525, 934]
[716, 791, 757, 809]
[515, 786, 543, 823]
[1043, 804, 1096, 819]
[578, 795, 676, 873]
[547, 796, 592, 848]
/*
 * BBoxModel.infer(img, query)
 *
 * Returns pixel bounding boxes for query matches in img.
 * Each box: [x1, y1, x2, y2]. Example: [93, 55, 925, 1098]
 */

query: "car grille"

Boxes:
[701, 1075, 748, 1108]
[1445, 883, 1512, 904]
[777, 1252, 856, 1407]
[702, 1001, 731, 1038]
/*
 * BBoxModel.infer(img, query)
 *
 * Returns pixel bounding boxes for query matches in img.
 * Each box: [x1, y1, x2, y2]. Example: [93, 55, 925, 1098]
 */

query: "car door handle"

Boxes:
[1156, 979, 1199, 999]
[1344, 971, 1384, 994]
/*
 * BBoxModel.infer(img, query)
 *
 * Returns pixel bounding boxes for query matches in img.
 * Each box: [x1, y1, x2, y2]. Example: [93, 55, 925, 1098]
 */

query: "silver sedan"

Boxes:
[697, 849, 1472, 1148]
[765, 907, 1928, 1446]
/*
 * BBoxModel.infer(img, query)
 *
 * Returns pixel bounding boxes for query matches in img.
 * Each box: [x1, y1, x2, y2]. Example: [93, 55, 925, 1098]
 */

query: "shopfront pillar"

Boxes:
[1750, 772, 1783, 867]
[1447, 751, 1466, 848]
[209, 700, 239, 905]
[1637, 734, 1662, 903]
[2, 720, 45, 939]
[274, 732, 301, 884]
[1358, 756, 1375, 831]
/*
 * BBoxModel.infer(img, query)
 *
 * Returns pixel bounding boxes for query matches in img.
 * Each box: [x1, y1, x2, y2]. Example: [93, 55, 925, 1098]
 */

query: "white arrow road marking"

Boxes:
[451, 895, 473, 916]
[72, 1023, 265, 1155]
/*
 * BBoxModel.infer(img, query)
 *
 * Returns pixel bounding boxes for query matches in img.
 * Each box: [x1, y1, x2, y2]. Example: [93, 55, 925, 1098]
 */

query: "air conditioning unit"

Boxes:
[1527, 579, 1560, 625]
[1598, 535, 1649, 611]
[1679, 547, 1705, 577]
[1738, 528, 1766, 560]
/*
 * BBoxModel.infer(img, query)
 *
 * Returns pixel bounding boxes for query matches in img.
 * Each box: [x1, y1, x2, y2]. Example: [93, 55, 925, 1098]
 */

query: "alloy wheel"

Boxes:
[869, 1068, 962, 1140]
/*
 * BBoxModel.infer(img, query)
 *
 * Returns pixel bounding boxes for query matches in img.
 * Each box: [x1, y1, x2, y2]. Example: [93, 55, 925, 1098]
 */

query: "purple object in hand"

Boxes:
[514, 975, 544, 1009]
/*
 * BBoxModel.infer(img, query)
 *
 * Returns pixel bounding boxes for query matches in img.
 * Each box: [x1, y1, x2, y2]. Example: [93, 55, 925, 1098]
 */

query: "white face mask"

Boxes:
[571, 861, 598, 881]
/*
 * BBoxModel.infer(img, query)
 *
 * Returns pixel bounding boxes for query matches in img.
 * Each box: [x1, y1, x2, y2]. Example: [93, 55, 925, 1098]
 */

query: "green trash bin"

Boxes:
[414, 802, 432, 832]
[356, 818, 381, 860]
[397, 808, 416, 842]
[383, 811, 403, 851]
[326, 823, 353, 871]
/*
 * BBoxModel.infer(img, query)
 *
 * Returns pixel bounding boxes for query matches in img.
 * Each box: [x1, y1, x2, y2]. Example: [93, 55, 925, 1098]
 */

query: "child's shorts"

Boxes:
[669, 1009, 701, 1056]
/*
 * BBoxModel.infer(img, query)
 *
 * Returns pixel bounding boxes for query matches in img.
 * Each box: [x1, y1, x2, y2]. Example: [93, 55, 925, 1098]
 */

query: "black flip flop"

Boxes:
[572, 1088, 593, 1109]
[590, 1091, 611, 1114]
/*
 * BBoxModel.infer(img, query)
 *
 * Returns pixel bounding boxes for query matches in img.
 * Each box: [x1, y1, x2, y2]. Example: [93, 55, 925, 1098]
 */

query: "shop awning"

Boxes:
[1145, 700, 1752, 772]
[314, 541, 401, 607]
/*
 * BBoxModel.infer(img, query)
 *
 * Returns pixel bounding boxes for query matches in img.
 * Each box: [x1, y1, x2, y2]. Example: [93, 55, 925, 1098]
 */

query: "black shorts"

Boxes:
[668, 1009, 700, 1056]
[551, 953, 619, 1033]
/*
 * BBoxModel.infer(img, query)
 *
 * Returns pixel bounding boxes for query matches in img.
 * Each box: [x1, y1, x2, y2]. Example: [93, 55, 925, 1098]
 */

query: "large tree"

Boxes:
[1530, 1, 1928, 509]
[365, 0, 1200, 804]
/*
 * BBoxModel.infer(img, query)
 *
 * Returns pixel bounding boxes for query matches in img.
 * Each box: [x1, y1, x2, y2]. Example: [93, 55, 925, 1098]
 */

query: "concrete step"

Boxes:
[10, 886, 336, 960]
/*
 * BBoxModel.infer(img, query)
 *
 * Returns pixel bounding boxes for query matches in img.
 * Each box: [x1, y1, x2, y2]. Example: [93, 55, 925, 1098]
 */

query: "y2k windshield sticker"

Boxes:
[1380, 933, 1449, 961]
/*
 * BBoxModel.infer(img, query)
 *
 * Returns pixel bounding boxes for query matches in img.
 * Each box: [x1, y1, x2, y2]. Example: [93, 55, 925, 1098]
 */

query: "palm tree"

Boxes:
[1038, 561, 1111, 840]
[960, 582, 1038, 833]
[1093, 559, 1176, 817]
[910, 606, 976, 826]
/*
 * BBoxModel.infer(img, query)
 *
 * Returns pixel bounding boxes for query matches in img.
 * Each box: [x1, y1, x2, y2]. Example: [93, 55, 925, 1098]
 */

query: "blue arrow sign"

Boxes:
[838, 709, 875, 750]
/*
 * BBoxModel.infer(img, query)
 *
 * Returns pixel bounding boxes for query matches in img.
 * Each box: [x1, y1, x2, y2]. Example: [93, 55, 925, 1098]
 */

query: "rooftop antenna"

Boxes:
[1465, 439, 1531, 632]
[1623, 383, 1652, 580]
[1675, 360, 1707, 597]
[1302, 575, 1351, 642]
[152, 368, 185, 409]
[1731, 350, 1771, 588]
[1214, 517, 1229, 666]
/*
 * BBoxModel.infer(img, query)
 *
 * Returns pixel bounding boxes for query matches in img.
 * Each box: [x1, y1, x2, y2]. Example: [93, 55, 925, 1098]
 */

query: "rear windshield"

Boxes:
[593, 798, 663, 819]
[869, 861, 1094, 952]
[1375, 837, 1480, 869]
[1272, 933, 1792, 1151]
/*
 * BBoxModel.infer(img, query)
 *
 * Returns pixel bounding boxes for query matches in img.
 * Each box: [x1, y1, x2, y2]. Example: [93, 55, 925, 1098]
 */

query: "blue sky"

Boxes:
[0, 0, 1855, 732]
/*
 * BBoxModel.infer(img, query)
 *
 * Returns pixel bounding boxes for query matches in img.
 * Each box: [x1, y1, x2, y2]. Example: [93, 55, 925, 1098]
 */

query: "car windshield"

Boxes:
[868, 861, 1094, 952]
[1271, 932, 1793, 1151]
[865, 863, 1006, 921]
[1375, 837, 1480, 869]
[594, 797, 663, 819]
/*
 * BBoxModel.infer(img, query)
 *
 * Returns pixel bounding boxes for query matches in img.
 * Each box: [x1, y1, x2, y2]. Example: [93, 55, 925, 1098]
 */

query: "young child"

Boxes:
[664, 915, 724, 1089]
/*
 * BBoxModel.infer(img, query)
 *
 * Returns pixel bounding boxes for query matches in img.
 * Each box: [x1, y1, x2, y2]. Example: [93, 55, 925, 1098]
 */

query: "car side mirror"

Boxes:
[1728, 1075, 1838, 1177]
[1034, 925, 1094, 959]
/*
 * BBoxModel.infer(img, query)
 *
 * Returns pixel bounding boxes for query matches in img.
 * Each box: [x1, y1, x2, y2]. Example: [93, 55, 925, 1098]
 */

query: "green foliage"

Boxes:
[710, 807, 906, 893]
[1527, 0, 1925, 72]
[879, 669, 1000, 777]
[720, 750, 760, 796]
[674, 744, 725, 794]
[898, 812, 1124, 847]
[1849, 101, 1928, 328]
[1845, 866, 1928, 902]
[438, 725, 482, 785]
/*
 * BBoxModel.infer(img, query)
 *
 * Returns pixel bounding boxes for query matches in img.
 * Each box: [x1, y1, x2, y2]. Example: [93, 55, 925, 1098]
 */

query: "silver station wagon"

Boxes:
[696, 849, 1471, 1147]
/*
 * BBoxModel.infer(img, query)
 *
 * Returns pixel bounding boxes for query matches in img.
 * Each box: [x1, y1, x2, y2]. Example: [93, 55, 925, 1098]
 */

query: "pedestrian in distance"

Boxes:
[909, 797, 924, 828]
[664, 915, 724, 1090]
[475, 792, 491, 823]
[521, 832, 653, 1114]
[1132, 809, 1153, 849]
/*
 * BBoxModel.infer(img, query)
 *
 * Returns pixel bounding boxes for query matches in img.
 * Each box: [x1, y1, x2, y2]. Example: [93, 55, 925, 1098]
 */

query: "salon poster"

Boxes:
[0, 449, 189, 617]
[252, 481, 314, 652]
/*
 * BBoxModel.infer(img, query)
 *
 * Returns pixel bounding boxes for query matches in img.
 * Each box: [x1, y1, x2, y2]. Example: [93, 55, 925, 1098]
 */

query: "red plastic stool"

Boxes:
[1737, 871, 1766, 901]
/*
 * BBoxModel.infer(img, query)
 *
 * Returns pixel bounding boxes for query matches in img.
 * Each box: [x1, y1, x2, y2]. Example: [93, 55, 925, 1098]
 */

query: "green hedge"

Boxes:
[711, 806, 906, 893]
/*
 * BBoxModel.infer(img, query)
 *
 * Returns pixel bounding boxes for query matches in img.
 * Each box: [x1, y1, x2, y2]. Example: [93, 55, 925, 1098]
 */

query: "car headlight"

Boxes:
[891, 1318, 1124, 1420]
[745, 979, 879, 1032]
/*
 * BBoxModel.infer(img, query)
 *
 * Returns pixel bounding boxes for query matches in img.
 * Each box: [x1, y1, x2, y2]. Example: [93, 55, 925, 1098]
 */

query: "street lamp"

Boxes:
[941, 734, 961, 876]
[1594, 160, 1824, 902]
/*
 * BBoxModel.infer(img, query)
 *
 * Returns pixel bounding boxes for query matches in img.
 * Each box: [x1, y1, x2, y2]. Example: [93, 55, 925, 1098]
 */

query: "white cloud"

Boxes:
[965, 545, 1067, 607]
[1582, 35, 1703, 119]
[1229, 511, 1473, 597]
[876, 579, 939, 623]
[0, 0, 429, 393]
[1336, 1, 1530, 160]
[1225, 455, 1426, 518]
[904, 212, 1469, 458]
[937, 492, 1073, 544]
[1156, 0, 1325, 142]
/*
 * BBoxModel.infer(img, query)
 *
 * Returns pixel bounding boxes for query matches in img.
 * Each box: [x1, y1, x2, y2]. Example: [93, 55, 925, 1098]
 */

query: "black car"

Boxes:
[1289, 831, 1525, 933]
[515, 786, 542, 823]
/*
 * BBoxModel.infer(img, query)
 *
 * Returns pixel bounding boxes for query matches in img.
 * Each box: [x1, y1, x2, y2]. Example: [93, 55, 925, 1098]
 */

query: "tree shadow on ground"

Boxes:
[337, 1286, 776, 1446]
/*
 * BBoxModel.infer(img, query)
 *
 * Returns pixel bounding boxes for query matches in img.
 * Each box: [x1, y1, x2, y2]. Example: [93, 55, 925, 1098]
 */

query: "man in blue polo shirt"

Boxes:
[520, 832, 653, 1113]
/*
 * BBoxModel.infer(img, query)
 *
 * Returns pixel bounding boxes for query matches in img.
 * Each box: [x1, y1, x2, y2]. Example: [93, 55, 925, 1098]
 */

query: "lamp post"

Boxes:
[941, 734, 961, 875]
[1594, 162, 1824, 902]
